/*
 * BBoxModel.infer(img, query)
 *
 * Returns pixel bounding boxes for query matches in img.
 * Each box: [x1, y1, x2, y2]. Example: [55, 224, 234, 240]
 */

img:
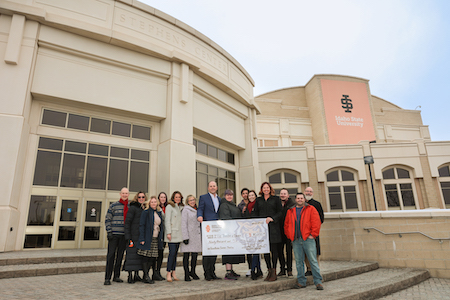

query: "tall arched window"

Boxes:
[268, 170, 300, 197]
[438, 165, 450, 209]
[382, 167, 417, 210]
[325, 169, 359, 212]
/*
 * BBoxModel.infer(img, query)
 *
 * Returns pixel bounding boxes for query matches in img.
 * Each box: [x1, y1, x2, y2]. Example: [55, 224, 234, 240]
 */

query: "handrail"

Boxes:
[363, 227, 449, 244]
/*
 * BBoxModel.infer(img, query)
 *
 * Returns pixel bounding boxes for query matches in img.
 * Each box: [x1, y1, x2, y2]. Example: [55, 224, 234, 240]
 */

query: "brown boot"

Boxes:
[267, 268, 277, 281]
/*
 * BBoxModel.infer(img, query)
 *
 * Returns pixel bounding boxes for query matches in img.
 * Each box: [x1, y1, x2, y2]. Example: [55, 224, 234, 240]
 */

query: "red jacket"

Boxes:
[284, 204, 321, 242]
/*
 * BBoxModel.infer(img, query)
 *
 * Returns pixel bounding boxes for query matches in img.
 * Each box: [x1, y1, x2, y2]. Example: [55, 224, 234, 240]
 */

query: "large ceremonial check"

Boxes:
[201, 218, 270, 256]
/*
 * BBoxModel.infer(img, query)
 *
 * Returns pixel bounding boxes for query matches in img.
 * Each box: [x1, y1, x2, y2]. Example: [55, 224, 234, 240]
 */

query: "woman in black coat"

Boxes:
[252, 182, 282, 281]
[138, 196, 165, 283]
[218, 189, 245, 280]
[123, 191, 146, 283]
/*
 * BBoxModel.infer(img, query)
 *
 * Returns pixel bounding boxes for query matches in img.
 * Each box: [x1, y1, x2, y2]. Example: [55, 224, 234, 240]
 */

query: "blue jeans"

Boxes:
[167, 243, 180, 272]
[250, 254, 261, 272]
[292, 238, 322, 286]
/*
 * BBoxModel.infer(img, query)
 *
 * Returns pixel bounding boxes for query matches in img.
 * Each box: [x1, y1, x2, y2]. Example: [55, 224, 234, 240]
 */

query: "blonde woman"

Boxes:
[138, 196, 164, 284]
[180, 195, 201, 281]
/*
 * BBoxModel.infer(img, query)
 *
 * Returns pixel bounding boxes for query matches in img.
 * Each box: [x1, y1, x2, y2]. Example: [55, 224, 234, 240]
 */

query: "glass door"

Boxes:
[80, 200, 104, 248]
[55, 198, 81, 249]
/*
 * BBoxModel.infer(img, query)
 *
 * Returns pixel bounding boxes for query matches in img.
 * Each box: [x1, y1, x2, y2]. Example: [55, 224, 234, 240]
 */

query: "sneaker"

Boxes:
[231, 270, 241, 277]
[277, 270, 286, 277]
[294, 283, 306, 289]
[246, 269, 251, 277]
[224, 273, 238, 280]
[287, 271, 293, 277]
[316, 284, 324, 290]
[305, 270, 312, 276]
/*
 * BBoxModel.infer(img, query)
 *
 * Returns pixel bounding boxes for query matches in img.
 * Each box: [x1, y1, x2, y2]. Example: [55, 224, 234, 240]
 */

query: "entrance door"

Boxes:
[80, 200, 104, 248]
[55, 198, 82, 249]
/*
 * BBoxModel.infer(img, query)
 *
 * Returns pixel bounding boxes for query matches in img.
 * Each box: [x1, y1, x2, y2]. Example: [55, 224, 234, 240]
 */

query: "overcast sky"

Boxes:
[140, 0, 450, 141]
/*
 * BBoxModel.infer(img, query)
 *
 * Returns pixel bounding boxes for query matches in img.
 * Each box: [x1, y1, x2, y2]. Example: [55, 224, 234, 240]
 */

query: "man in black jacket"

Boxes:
[278, 188, 296, 276]
[304, 186, 324, 276]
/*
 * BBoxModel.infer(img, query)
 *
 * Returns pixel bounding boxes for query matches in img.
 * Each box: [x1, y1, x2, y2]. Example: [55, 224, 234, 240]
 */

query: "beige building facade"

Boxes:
[0, 0, 449, 253]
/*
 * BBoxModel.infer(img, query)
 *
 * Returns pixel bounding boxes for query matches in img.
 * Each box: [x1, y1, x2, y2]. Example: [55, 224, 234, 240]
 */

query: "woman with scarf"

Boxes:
[243, 190, 263, 280]
[138, 196, 164, 283]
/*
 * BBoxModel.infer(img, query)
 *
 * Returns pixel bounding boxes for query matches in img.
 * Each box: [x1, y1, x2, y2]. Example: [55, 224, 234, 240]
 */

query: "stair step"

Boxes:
[244, 268, 430, 300]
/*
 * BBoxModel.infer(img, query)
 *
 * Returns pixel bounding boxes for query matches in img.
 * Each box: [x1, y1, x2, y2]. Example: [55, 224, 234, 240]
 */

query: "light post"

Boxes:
[364, 155, 377, 211]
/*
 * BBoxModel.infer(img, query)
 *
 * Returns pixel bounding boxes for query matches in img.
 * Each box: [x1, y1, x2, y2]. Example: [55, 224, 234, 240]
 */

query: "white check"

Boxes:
[201, 218, 270, 256]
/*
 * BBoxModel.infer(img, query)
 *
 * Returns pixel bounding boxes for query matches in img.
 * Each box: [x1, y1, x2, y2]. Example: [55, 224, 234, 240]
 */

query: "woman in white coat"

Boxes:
[164, 191, 184, 282]
[180, 195, 201, 281]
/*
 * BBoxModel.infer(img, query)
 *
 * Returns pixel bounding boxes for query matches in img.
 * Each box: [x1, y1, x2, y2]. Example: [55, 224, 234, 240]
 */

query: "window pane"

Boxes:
[85, 156, 107, 190]
[218, 149, 227, 162]
[209, 166, 218, 176]
[439, 166, 450, 177]
[228, 180, 236, 202]
[65, 141, 87, 154]
[60, 154, 85, 188]
[287, 188, 298, 196]
[33, 151, 61, 186]
[227, 153, 235, 164]
[85, 201, 102, 222]
[27, 195, 56, 226]
[129, 161, 149, 192]
[385, 184, 400, 207]
[197, 141, 207, 155]
[341, 171, 354, 181]
[441, 182, 450, 205]
[38, 137, 63, 151]
[383, 168, 395, 179]
[84, 227, 100, 240]
[91, 118, 111, 134]
[227, 171, 235, 180]
[60, 200, 78, 221]
[67, 114, 89, 131]
[401, 190, 415, 207]
[131, 149, 149, 161]
[218, 168, 227, 178]
[88, 144, 109, 156]
[24, 234, 52, 248]
[344, 186, 358, 209]
[328, 187, 342, 210]
[196, 173, 208, 197]
[197, 162, 207, 173]
[108, 159, 128, 191]
[284, 172, 297, 184]
[327, 171, 339, 182]
[111, 147, 129, 158]
[112, 121, 131, 137]
[132, 125, 151, 140]
[269, 173, 282, 184]
[42, 110, 66, 127]
[218, 178, 227, 198]
[58, 226, 76, 241]
[208, 145, 217, 159]
[397, 168, 410, 179]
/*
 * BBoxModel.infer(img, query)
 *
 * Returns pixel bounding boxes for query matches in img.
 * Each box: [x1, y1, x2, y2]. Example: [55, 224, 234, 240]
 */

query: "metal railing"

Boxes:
[363, 227, 450, 244]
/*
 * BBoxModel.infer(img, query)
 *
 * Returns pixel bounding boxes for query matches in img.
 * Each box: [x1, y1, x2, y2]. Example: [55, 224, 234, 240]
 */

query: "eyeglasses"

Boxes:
[138, 196, 145, 199]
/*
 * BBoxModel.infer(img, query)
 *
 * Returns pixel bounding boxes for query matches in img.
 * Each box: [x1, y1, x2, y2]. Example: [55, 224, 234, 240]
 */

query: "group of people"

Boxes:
[104, 181, 325, 290]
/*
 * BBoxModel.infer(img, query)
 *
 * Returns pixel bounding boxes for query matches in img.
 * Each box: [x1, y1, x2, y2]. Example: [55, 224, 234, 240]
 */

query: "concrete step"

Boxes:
[243, 268, 430, 300]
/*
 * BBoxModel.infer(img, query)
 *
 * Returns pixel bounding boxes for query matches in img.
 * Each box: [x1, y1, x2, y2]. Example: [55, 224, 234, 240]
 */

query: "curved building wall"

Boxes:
[0, 0, 260, 251]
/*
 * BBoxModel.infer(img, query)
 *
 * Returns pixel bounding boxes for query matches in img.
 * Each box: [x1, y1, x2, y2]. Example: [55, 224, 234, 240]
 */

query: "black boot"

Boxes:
[134, 271, 142, 282]
[127, 271, 135, 284]
[190, 252, 200, 280]
[152, 257, 164, 281]
[142, 260, 154, 284]
[156, 249, 165, 280]
[183, 253, 191, 281]
[251, 270, 257, 280]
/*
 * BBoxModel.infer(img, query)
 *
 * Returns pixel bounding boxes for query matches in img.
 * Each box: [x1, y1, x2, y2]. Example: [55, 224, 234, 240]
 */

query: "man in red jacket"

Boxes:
[284, 192, 323, 290]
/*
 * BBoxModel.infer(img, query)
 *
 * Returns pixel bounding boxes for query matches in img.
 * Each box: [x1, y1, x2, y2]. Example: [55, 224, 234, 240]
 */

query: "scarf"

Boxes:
[119, 199, 129, 222]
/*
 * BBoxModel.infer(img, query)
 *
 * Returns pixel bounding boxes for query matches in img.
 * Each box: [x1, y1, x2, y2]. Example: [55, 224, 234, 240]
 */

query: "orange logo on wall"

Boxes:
[321, 79, 376, 144]
[206, 225, 211, 232]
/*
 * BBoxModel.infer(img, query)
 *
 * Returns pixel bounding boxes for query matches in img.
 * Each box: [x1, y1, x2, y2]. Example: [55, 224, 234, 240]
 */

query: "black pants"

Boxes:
[264, 242, 280, 270]
[202, 255, 217, 279]
[279, 237, 293, 272]
[105, 235, 126, 280]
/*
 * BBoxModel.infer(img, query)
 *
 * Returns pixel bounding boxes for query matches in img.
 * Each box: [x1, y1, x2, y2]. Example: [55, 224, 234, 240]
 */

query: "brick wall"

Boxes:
[320, 210, 450, 278]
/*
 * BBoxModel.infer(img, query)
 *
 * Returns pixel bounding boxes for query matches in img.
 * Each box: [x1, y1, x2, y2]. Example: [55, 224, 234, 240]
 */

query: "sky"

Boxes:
[140, 0, 450, 141]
